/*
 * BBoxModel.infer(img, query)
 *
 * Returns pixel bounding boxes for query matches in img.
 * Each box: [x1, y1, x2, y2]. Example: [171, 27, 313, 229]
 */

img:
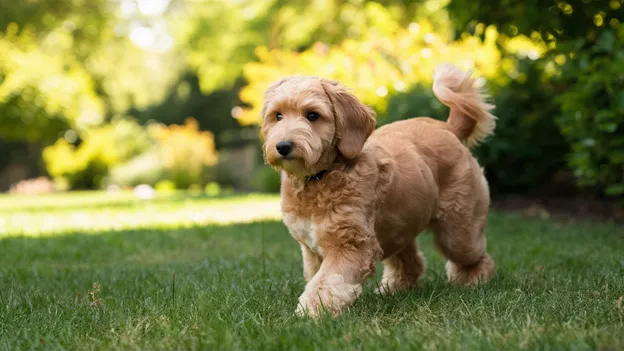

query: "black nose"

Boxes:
[276, 141, 293, 156]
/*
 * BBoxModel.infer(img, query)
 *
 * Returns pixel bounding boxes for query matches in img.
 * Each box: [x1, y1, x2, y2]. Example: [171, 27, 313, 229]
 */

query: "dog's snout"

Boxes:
[276, 141, 293, 156]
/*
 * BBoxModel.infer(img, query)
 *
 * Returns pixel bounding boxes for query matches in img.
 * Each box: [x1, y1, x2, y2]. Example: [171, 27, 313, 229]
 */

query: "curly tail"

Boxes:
[432, 63, 496, 148]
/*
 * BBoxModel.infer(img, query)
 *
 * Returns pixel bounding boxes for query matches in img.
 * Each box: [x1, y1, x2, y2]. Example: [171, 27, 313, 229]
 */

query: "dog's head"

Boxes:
[260, 76, 376, 177]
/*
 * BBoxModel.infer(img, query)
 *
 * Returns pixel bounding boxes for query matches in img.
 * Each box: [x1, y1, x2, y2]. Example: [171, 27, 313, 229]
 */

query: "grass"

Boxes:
[1, 191, 623, 350]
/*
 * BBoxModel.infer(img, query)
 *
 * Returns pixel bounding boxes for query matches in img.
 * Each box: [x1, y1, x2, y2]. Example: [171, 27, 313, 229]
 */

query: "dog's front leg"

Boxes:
[296, 241, 378, 318]
[300, 244, 322, 282]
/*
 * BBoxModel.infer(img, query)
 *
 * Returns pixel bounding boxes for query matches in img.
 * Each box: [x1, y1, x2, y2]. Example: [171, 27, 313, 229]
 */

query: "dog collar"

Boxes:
[305, 170, 328, 183]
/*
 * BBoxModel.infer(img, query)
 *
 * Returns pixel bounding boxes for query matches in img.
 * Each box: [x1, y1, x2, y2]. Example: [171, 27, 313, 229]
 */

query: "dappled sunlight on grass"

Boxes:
[0, 192, 281, 237]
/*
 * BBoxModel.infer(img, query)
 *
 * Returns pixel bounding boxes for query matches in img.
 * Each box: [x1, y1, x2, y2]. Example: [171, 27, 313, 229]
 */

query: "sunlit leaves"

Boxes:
[0, 24, 105, 141]
[238, 14, 506, 125]
[42, 119, 153, 188]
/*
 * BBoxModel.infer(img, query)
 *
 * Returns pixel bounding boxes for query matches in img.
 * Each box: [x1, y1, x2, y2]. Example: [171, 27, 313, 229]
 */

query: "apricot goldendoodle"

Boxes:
[260, 63, 496, 318]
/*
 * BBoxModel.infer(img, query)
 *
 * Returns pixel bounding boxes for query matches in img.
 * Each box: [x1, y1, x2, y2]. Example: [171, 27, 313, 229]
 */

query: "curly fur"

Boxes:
[260, 63, 496, 318]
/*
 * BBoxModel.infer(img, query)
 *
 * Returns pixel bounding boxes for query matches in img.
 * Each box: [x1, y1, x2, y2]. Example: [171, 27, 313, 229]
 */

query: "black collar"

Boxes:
[305, 170, 328, 183]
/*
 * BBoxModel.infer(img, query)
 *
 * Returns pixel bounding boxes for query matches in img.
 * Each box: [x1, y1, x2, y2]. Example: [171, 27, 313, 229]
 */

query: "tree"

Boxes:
[0, 0, 113, 143]
[174, 0, 452, 96]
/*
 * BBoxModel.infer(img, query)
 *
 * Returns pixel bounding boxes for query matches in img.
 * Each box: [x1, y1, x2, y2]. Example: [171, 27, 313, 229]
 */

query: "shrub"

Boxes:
[475, 60, 569, 193]
[148, 117, 219, 189]
[106, 149, 165, 188]
[154, 180, 177, 192]
[204, 182, 221, 196]
[43, 119, 151, 189]
[556, 28, 624, 196]
[252, 165, 281, 193]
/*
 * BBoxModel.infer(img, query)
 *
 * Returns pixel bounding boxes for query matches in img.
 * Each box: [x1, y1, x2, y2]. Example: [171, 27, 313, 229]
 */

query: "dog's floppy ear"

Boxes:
[321, 79, 376, 159]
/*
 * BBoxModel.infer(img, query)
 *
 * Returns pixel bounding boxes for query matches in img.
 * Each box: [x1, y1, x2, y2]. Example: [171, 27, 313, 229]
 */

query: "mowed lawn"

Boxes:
[1, 192, 623, 350]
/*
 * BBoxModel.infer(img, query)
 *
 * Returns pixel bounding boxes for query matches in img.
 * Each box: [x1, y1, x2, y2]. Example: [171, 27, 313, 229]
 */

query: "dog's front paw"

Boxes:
[295, 291, 325, 318]
[295, 274, 362, 318]
[374, 283, 392, 295]
[375, 278, 420, 295]
[295, 300, 318, 318]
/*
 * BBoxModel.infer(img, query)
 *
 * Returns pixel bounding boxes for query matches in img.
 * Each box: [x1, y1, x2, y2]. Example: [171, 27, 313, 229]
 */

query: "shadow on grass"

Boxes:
[1, 220, 292, 268]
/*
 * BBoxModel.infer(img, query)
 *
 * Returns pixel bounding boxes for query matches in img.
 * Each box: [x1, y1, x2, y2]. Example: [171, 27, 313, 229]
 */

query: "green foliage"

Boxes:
[106, 118, 220, 190]
[3, 0, 622, 196]
[0, 0, 178, 144]
[556, 28, 624, 195]
[476, 60, 570, 192]
[0, 0, 117, 144]
[0, 24, 105, 142]
[446, 0, 622, 42]
[178, 0, 451, 96]
[43, 119, 152, 189]
[148, 118, 219, 189]
[130, 74, 243, 148]
[204, 182, 221, 196]
[172, 0, 272, 94]
[252, 165, 281, 193]
[239, 15, 509, 125]
[0, 0, 111, 58]
[384, 84, 447, 124]
[107, 149, 165, 188]
[154, 180, 177, 192]
[446, 0, 624, 196]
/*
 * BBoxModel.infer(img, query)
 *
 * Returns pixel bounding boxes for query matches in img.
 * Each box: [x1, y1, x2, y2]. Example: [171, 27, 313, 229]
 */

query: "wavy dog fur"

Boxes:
[260, 63, 496, 317]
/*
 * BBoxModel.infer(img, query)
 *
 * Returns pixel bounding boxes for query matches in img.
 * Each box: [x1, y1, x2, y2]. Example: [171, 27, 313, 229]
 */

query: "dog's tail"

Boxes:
[432, 63, 496, 148]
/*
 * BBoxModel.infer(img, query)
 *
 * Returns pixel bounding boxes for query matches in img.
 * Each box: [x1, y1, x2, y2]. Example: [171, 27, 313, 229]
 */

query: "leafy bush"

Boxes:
[384, 84, 447, 124]
[204, 182, 221, 196]
[155, 180, 177, 192]
[446, 0, 624, 197]
[147, 118, 219, 189]
[476, 60, 569, 193]
[43, 119, 151, 189]
[239, 12, 512, 126]
[107, 118, 220, 189]
[0, 23, 105, 143]
[252, 165, 281, 193]
[106, 149, 165, 188]
[556, 28, 624, 196]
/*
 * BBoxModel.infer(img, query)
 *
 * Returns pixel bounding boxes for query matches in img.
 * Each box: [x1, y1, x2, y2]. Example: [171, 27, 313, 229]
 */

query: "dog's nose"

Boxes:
[276, 141, 293, 156]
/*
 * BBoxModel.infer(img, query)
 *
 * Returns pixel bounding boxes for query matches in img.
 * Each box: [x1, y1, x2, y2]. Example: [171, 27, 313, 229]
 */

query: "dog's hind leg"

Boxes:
[375, 239, 425, 294]
[430, 165, 494, 286]
[430, 209, 494, 286]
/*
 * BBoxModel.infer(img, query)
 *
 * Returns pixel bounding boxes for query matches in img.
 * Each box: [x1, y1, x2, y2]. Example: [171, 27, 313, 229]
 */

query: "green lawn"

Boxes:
[1, 192, 623, 350]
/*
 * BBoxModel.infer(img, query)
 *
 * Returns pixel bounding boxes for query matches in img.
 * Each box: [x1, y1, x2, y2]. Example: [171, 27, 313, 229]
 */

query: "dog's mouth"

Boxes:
[271, 156, 311, 177]
[279, 154, 296, 161]
[274, 156, 303, 167]
[267, 152, 299, 164]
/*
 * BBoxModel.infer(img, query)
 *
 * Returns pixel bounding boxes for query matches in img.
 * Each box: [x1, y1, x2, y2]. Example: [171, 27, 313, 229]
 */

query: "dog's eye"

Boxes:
[306, 112, 320, 121]
[276, 112, 283, 121]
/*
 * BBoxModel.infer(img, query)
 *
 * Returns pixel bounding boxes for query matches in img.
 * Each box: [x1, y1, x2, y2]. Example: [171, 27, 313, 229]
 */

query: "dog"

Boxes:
[260, 63, 496, 318]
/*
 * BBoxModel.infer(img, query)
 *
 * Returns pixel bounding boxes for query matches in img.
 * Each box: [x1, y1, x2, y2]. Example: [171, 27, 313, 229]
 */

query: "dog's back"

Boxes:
[366, 63, 496, 266]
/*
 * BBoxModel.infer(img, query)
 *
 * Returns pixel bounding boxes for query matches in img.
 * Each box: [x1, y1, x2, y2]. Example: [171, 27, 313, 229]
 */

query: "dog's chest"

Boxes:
[282, 212, 322, 255]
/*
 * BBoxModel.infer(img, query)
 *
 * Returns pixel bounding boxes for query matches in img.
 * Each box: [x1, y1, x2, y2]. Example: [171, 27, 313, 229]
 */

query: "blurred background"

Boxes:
[0, 0, 622, 219]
